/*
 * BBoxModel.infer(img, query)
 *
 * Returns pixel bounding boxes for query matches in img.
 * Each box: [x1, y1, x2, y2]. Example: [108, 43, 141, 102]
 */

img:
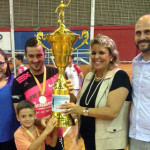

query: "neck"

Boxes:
[30, 66, 45, 75]
[22, 125, 35, 132]
[69, 63, 73, 67]
[95, 69, 108, 79]
[142, 51, 150, 61]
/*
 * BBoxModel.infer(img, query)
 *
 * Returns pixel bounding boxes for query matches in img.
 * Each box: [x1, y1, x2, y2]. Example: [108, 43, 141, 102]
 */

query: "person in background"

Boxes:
[14, 100, 58, 150]
[129, 14, 150, 150]
[12, 37, 73, 150]
[0, 48, 20, 150]
[60, 35, 132, 150]
[15, 54, 27, 76]
[65, 55, 84, 97]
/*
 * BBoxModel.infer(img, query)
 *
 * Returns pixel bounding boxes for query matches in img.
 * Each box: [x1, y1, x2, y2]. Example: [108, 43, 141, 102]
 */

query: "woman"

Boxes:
[60, 35, 132, 150]
[0, 49, 20, 150]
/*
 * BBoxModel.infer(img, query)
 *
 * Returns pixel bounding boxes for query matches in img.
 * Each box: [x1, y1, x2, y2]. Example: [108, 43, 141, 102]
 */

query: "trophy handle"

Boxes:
[73, 30, 89, 51]
[36, 32, 52, 52]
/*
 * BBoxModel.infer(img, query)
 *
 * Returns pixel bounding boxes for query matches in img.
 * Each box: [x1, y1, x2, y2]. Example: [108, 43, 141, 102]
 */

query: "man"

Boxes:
[12, 37, 73, 150]
[129, 14, 150, 150]
[15, 54, 27, 76]
[65, 55, 84, 97]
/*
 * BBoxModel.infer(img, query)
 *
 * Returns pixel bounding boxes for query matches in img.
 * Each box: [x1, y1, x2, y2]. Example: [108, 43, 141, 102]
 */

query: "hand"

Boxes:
[59, 102, 84, 115]
[66, 79, 74, 94]
[45, 117, 57, 134]
[41, 115, 51, 127]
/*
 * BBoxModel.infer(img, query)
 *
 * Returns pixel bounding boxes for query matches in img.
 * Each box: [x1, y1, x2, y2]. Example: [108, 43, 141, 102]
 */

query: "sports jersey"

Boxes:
[12, 66, 63, 137]
[17, 64, 27, 76]
[65, 64, 82, 90]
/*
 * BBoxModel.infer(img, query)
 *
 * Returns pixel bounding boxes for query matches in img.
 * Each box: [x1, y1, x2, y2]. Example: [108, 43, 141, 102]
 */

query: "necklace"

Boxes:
[95, 75, 103, 80]
[85, 72, 107, 106]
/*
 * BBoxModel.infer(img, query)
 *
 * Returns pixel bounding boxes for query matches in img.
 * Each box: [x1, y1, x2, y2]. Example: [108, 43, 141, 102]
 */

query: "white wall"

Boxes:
[0, 32, 11, 50]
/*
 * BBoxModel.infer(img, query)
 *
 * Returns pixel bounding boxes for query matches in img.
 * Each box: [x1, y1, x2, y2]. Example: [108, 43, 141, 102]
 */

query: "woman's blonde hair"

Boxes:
[90, 35, 119, 72]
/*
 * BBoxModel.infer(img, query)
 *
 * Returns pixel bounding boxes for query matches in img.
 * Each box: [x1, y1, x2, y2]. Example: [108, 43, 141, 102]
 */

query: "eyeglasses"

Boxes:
[0, 61, 6, 67]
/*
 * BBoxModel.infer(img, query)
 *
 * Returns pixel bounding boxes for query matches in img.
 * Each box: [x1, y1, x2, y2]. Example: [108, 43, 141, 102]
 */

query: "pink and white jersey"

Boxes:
[65, 64, 82, 90]
[12, 67, 63, 137]
[17, 64, 27, 75]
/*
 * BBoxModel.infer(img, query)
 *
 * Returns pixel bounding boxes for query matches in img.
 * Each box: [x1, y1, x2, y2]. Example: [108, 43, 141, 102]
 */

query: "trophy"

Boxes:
[36, 0, 89, 127]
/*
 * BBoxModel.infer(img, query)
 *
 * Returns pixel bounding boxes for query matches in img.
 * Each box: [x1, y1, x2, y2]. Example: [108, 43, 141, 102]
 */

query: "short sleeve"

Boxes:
[12, 78, 25, 103]
[110, 70, 131, 92]
[14, 129, 31, 150]
[74, 65, 82, 74]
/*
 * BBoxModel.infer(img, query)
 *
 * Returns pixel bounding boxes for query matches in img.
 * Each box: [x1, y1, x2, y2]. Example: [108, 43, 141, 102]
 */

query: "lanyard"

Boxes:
[30, 66, 46, 96]
[21, 126, 41, 150]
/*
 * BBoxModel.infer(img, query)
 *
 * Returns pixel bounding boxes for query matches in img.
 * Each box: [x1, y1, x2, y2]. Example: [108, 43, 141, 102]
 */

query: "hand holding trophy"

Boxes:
[36, 0, 89, 127]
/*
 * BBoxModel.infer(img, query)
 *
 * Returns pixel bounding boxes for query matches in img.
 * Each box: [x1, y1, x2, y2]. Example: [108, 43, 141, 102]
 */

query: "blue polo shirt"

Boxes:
[0, 75, 20, 142]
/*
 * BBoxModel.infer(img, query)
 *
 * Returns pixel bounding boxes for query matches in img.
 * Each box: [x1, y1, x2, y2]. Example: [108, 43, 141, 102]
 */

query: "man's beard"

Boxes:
[136, 39, 150, 53]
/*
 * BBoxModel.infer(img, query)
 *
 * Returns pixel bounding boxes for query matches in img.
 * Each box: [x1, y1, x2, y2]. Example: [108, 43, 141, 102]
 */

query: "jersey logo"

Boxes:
[48, 84, 54, 87]
[16, 72, 31, 83]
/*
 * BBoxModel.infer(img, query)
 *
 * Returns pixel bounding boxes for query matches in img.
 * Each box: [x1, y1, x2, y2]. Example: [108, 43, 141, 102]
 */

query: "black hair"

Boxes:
[24, 37, 45, 54]
[16, 100, 35, 115]
[15, 54, 24, 63]
[70, 55, 74, 59]
[0, 48, 11, 81]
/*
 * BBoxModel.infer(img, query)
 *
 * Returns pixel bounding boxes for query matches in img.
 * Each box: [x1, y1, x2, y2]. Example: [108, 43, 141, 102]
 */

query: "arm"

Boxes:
[13, 103, 19, 115]
[67, 0, 71, 6]
[60, 70, 131, 120]
[28, 118, 57, 150]
[79, 72, 84, 86]
[46, 127, 58, 147]
[55, 6, 59, 12]
[59, 87, 129, 120]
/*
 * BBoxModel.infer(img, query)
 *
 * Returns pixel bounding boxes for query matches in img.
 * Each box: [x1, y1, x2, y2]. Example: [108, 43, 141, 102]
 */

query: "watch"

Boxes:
[83, 107, 89, 116]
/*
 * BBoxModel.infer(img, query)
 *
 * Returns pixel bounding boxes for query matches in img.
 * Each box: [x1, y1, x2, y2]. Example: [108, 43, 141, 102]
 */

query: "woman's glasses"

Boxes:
[0, 61, 6, 67]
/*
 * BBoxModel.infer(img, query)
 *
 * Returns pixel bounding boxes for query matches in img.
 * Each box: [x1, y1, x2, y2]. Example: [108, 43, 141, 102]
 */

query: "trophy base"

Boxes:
[52, 111, 75, 127]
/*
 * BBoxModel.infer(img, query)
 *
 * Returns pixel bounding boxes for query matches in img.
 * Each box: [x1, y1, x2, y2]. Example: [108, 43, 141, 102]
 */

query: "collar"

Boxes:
[86, 68, 120, 80]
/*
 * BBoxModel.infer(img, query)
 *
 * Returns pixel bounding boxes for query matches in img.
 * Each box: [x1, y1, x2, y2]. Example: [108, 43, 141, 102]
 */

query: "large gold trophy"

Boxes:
[36, 0, 89, 127]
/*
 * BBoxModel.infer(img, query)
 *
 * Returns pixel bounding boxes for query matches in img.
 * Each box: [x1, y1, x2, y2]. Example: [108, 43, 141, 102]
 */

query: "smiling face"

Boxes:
[25, 45, 46, 75]
[135, 15, 150, 53]
[90, 44, 112, 74]
[17, 108, 36, 130]
[0, 54, 7, 81]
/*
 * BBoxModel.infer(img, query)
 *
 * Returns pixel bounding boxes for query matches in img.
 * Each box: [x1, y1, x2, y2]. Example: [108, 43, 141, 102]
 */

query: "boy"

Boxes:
[14, 100, 58, 150]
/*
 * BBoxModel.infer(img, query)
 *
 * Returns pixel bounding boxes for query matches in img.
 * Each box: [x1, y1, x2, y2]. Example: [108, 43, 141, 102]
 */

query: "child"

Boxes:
[14, 100, 58, 150]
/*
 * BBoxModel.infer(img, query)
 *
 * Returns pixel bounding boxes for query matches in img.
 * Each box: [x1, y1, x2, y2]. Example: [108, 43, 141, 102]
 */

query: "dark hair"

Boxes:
[16, 100, 35, 115]
[15, 54, 24, 62]
[70, 55, 74, 59]
[24, 37, 45, 54]
[0, 48, 11, 80]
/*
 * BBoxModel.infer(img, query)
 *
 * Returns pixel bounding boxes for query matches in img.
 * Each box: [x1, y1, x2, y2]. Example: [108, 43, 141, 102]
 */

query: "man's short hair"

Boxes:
[24, 37, 45, 54]
[15, 54, 24, 62]
[16, 100, 35, 115]
[70, 55, 74, 59]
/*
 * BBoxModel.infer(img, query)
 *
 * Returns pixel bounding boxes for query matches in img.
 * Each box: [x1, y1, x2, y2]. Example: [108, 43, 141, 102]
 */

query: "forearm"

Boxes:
[50, 128, 58, 147]
[28, 131, 48, 150]
[86, 107, 119, 120]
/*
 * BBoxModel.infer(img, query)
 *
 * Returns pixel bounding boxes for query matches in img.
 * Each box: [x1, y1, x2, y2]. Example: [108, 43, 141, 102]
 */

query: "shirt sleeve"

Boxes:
[12, 78, 25, 103]
[74, 65, 82, 74]
[14, 129, 31, 150]
[110, 70, 132, 92]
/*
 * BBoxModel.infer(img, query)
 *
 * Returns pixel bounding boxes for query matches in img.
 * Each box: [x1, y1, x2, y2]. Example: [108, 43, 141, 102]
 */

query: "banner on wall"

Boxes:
[0, 32, 11, 50]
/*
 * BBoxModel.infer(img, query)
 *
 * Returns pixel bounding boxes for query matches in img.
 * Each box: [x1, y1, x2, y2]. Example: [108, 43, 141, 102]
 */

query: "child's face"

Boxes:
[17, 108, 36, 129]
